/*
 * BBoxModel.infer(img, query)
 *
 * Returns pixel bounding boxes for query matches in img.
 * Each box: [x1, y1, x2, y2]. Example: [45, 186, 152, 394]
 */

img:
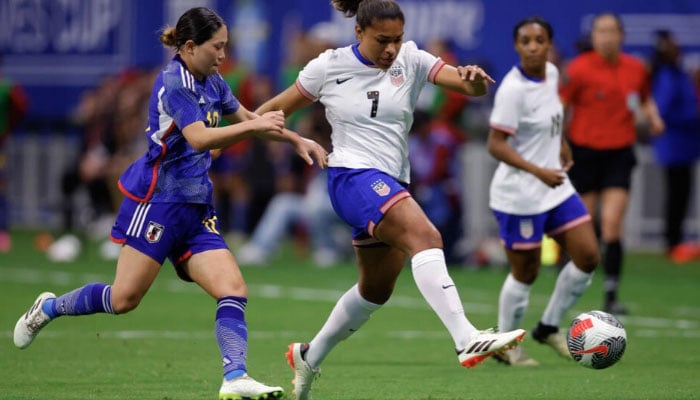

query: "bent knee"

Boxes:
[110, 296, 142, 314]
[512, 268, 539, 285]
[359, 284, 393, 305]
[408, 225, 443, 251]
[573, 253, 600, 273]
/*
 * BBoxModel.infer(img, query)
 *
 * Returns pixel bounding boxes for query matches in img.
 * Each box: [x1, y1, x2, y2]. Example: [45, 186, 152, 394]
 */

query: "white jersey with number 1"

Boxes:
[488, 62, 575, 215]
[295, 41, 445, 184]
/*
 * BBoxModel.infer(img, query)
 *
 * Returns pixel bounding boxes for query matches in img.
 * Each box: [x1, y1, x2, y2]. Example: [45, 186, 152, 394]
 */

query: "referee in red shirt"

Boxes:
[559, 13, 665, 315]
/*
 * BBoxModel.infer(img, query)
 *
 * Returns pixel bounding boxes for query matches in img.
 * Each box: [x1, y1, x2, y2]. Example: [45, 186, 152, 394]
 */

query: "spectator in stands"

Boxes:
[220, 32, 334, 248]
[237, 103, 349, 268]
[209, 40, 256, 244]
[47, 69, 153, 262]
[0, 59, 29, 252]
[408, 109, 465, 263]
[649, 30, 700, 263]
[559, 13, 665, 315]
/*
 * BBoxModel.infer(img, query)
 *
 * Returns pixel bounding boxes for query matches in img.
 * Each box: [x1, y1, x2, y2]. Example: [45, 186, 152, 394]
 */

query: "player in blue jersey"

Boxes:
[486, 16, 599, 366]
[12, 7, 327, 400]
[256, 1, 525, 398]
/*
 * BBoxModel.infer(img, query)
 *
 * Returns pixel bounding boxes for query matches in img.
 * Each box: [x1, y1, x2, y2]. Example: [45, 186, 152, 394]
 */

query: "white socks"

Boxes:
[306, 248, 483, 367]
[499, 262, 593, 331]
[411, 248, 477, 350]
[498, 273, 532, 332]
[541, 261, 593, 327]
[306, 284, 380, 368]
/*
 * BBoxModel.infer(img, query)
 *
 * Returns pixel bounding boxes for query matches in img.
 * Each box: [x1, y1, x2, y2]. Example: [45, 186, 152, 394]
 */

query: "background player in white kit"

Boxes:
[12, 7, 327, 400]
[486, 16, 599, 366]
[257, 1, 526, 398]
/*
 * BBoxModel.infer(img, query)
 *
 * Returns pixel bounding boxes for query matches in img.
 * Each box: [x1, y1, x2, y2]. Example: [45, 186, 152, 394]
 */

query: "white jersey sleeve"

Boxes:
[296, 49, 333, 100]
[296, 41, 444, 183]
[489, 75, 523, 135]
[488, 63, 575, 215]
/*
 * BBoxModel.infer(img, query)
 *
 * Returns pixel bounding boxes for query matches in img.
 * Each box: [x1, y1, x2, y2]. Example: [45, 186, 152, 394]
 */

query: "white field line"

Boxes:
[1, 267, 496, 313]
[2, 267, 699, 339]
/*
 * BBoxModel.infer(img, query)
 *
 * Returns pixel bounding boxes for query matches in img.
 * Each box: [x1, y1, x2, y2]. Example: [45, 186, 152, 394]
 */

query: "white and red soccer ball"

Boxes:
[567, 310, 627, 369]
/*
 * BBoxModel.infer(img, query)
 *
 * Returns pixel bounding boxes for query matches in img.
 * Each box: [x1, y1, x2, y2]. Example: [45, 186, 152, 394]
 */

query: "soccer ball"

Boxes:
[567, 310, 627, 369]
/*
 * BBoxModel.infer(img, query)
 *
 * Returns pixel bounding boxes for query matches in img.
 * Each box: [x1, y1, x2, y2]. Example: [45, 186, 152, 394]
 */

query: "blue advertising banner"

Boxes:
[0, 0, 164, 119]
[0, 0, 129, 85]
[2, 0, 700, 119]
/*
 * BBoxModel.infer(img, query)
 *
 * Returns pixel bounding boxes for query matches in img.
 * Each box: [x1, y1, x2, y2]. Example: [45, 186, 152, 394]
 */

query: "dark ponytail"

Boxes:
[159, 7, 225, 50]
[331, 0, 403, 29]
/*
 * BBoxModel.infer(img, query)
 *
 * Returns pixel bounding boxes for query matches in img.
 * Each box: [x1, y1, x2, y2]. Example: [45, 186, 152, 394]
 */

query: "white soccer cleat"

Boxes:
[493, 346, 540, 367]
[14, 292, 56, 349]
[457, 328, 526, 368]
[218, 374, 284, 400]
[537, 331, 572, 359]
[285, 343, 320, 400]
[532, 323, 572, 359]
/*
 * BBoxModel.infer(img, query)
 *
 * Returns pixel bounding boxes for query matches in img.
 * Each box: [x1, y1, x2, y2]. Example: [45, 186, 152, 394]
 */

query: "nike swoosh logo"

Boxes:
[442, 284, 455, 289]
[336, 77, 352, 84]
[572, 344, 609, 357]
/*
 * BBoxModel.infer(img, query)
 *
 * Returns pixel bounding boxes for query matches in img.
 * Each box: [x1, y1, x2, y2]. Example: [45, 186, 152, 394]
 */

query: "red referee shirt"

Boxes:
[559, 51, 651, 150]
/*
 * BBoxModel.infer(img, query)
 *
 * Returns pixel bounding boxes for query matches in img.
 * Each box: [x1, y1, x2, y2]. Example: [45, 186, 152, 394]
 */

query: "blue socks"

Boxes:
[216, 296, 249, 381]
[40, 287, 249, 382]
[42, 283, 115, 319]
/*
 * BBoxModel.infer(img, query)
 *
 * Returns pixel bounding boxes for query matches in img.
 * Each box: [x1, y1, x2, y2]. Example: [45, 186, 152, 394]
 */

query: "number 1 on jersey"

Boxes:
[367, 91, 379, 118]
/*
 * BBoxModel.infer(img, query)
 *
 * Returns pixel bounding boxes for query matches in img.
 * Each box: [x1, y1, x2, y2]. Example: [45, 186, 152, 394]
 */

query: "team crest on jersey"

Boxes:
[519, 219, 534, 239]
[145, 222, 164, 243]
[389, 65, 404, 86]
[371, 179, 391, 196]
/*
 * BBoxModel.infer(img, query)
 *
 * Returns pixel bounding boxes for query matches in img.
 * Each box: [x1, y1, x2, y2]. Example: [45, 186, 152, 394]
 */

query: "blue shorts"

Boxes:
[111, 198, 228, 281]
[492, 194, 591, 250]
[327, 167, 410, 246]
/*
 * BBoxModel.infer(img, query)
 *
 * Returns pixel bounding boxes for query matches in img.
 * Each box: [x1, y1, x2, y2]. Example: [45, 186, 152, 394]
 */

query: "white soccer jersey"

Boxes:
[296, 41, 444, 183]
[488, 62, 575, 215]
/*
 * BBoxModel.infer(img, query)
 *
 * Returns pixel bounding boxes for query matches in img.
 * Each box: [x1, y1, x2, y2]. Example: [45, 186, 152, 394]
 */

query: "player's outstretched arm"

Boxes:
[182, 109, 284, 151]
[434, 64, 495, 97]
[254, 84, 328, 167]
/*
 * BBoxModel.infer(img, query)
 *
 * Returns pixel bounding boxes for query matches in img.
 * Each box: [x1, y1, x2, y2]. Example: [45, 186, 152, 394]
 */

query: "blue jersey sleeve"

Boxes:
[162, 84, 204, 130]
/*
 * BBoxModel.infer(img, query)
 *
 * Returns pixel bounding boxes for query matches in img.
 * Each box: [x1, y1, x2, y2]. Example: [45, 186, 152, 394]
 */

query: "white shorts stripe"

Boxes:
[127, 203, 151, 237]
[134, 203, 151, 237]
[125, 204, 140, 236]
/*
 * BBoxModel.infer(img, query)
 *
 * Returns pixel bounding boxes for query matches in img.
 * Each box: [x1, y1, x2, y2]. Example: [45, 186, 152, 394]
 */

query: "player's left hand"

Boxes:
[457, 65, 496, 84]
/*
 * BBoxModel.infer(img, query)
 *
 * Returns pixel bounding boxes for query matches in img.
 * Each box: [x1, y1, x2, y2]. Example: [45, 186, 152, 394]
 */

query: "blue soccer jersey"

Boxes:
[118, 55, 240, 204]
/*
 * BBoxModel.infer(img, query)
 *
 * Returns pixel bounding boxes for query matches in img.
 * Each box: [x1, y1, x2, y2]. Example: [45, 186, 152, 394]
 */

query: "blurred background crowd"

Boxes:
[1, 0, 698, 266]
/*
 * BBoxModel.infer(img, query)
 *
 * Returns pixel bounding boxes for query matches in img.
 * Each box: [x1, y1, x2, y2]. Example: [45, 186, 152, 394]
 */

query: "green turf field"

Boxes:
[1, 230, 699, 399]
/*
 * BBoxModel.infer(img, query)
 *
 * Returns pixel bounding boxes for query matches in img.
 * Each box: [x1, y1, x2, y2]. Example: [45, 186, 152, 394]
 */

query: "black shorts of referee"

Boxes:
[567, 143, 637, 194]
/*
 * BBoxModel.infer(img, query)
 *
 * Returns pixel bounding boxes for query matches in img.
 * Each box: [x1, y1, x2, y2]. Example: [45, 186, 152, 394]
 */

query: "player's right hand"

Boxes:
[258, 110, 285, 136]
[536, 167, 567, 188]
